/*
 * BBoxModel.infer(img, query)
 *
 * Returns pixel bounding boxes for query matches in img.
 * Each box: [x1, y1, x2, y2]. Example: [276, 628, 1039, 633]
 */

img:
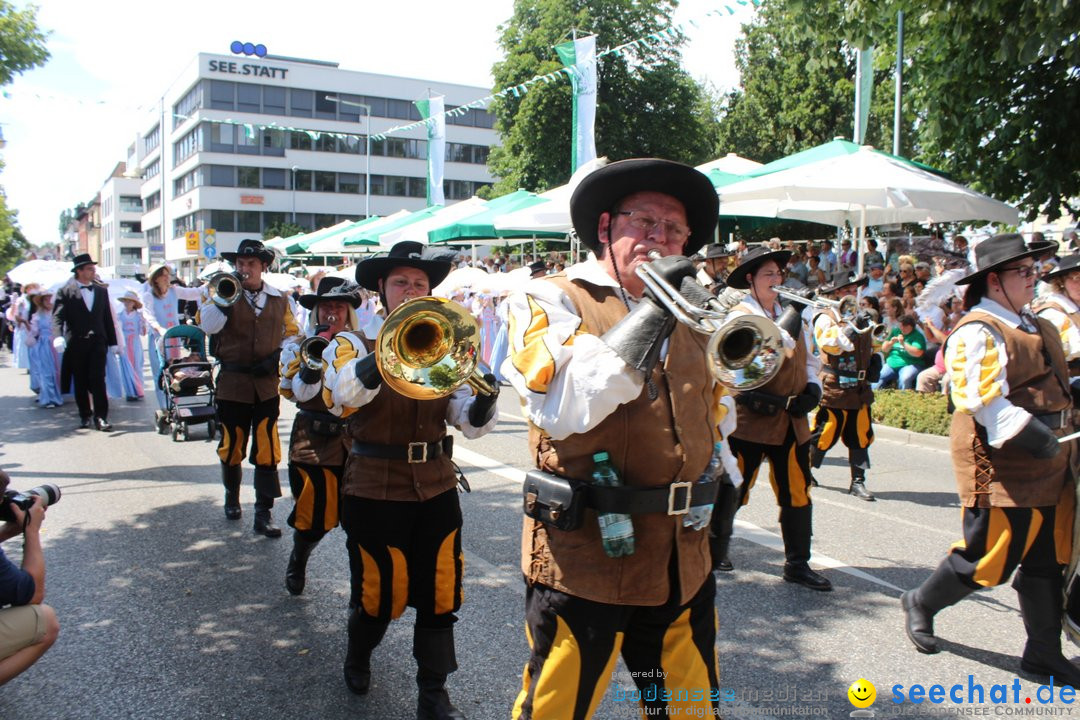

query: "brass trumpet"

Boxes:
[206, 272, 246, 307]
[375, 296, 496, 400]
[637, 253, 784, 391]
[298, 335, 329, 372]
[770, 285, 885, 339]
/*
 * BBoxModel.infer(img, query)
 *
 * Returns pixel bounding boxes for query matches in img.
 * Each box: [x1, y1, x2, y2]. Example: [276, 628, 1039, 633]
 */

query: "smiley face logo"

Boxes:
[848, 678, 876, 708]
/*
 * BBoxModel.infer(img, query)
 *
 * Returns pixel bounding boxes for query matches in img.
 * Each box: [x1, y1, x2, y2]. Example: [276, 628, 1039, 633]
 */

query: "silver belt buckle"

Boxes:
[407, 442, 428, 463]
[667, 481, 693, 516]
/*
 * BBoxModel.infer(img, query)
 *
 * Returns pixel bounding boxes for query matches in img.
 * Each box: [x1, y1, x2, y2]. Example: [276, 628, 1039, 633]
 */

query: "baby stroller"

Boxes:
[155, 324, 218, 442]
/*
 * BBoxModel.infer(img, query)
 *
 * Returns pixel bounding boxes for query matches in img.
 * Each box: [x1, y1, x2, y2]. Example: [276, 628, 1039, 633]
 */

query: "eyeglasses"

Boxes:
[616, 211, 691, 242]
[997, 265, 1037, 278]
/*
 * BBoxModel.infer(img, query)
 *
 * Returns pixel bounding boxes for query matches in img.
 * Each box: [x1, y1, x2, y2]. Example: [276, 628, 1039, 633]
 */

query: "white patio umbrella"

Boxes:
[6, 259, 72, 288]
[493, 156, 610, 235]
[376, 197, 489, 247]
[696, 152, 763, 176]
[307, 211, 411, 255]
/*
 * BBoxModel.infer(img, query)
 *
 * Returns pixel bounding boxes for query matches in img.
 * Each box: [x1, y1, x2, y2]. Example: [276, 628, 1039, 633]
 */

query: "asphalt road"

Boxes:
[2, 352, 1079, 720]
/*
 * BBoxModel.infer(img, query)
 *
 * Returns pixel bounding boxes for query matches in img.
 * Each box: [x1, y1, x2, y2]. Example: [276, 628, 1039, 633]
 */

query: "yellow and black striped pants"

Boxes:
[512, 573, 718, 720]
[729, 423, 812, 509]
[286, 462, 341, 541]
[216, 397, 281, 468]
[810, 405, 874, 471]
[340, 488, 463, 627]
[946, 501, 1074, 587]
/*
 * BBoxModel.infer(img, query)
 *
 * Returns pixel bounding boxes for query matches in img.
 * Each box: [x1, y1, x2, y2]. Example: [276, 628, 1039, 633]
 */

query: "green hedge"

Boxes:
[870, 389, 951, 436]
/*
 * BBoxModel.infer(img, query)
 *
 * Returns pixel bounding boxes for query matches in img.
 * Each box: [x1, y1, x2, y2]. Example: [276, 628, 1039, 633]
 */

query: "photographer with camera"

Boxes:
[0, 470, 59, 685]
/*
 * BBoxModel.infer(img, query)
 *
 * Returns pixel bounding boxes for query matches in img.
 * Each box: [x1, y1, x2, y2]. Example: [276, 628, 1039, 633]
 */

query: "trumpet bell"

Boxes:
[207, 272, 242, 308]
[299, 335, 329, 372]
[705, 314, 785, 391]
[376, 296, 495, 400]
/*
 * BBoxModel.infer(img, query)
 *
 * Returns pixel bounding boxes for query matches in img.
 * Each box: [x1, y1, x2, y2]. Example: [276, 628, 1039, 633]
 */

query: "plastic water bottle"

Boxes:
[684, 442, 724, 531]
[592, 451, 635, 558]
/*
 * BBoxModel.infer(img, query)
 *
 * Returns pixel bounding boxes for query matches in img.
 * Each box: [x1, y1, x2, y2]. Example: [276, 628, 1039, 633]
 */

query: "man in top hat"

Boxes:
[808, 271, 882, 501]
[320, 240, 499, 718]
[198, 238, 301, 537]
[278, 276, 360, 597]
[528, 260, 548, 279]
[502, 158, 733, 718]
[51, 254, 118, 431]
[720, 245, 832, 590]
[901, 234, 1080, 686]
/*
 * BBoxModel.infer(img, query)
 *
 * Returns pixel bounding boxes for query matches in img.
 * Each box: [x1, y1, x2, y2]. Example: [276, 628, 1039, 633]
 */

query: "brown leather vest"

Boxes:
[949, 312, 1073, 507]
[289, 391, 349, 467]
[1034, 297, 1080, 376]
[815, 310, 874, 410]
[340, 335, 456, 501]
[731, 302, 811, 445]
[523, 274, 715, 606]
[214, 293, 287, 403]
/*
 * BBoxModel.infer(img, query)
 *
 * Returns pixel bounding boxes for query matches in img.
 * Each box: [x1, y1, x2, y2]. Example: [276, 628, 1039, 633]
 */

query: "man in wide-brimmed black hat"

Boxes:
[502, 158, 728, 717]
[320, 240, 498, 717]
[901, 233, 1080, 686]
[198, 238, 301, 538]
[51, 254, 118, 431]
[278, 276, 361, 597]
[718, 245, 833, 590]
[806, 271, 881, 502]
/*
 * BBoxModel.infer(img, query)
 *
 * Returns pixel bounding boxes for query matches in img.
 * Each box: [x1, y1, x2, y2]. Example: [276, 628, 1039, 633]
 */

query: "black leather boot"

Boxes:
[709, 480, 739, 573]
[780, 506, 832, 591]
[285, 532, 319, 595]
[901, 559, 977, 654]
[848, 468, 875, 501]
[221, 464, 242, 520]
[1014, 571, 1080, 686]
[414, 626, 466, 720]
[344, 612, 388, 695]
[252, 467, 282, 538]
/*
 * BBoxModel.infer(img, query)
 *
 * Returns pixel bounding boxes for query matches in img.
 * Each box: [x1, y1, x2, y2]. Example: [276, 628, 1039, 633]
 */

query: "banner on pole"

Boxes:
[853, 45, 874, 145]
[414, 95, 446, 206]
[555, 34, 598, 173]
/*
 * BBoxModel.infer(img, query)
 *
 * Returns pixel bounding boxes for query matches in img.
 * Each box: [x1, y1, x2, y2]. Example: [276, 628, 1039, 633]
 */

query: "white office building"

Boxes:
[98, 162, 147, 278]
[129, 52, 498, 279]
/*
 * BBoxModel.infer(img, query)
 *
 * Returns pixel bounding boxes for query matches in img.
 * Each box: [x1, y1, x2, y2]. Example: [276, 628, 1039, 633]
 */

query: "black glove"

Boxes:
[867, 353, 883, 383]
[777, 304, 804, 340]
[354, 353, 382, 390]
[642, 255, 697, 302]
[298, 363, 322, 385]
[1071, 378, 1080, 407]
[788, 382, 822, 418]
[843, 323, 860, 343]
[467, 374, 500, 427]
[854, 311, 873, 330]
[601, 297, 676, 375]
[1007, 417, 1061, 459]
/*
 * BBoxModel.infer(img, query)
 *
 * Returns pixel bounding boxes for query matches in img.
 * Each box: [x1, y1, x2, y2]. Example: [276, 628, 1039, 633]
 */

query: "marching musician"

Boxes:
[1034, 254, 1080, 382]
[503, 159, 729, 718]
[722, 246, 832, 590]
[901, 234, 1080, 687]
[809, 272, 883, 501]
[277, 276, 359, 596]
[198, 238, 301, 537]
[321, 241, 498, 719]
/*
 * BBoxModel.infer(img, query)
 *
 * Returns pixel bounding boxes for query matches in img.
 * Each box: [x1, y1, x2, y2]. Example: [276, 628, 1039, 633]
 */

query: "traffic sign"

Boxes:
[204, 246, 218, 259]
[203, 228, 217, 246]
[185, 231, 200, 252]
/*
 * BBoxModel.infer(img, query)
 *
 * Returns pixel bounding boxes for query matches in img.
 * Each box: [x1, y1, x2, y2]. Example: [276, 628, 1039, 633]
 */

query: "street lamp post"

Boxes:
[325, 96, 372, 219]
[291, 165, 299, 225]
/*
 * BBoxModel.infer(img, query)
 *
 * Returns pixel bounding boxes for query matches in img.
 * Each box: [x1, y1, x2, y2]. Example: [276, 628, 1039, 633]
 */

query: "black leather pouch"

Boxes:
[522, 469, 586, 532]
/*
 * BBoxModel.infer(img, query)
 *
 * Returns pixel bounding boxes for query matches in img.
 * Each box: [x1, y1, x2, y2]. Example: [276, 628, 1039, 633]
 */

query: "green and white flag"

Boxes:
[415, 95, 446, 206]
[853, 46, 874, 145]
[555, 34, 598, 173]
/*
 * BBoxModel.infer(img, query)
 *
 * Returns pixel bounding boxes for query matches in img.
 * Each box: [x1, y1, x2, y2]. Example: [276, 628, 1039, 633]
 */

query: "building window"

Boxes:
[146, 227, 161, 245]
[237, 167, 260, 188]
[262, 167, 286, 190]
[386, 98, 412, 120]
[314, 213, 336, 229]
[210, 210, 235, 232]
[119, 195, 143, 213]
[263, 86, 286, 115]
[338, 173, 361, 194]
[237, 211, 260, 233]
[120, 247, 142, 263]
[209, 80, 235, 110]
[235, 127, 259, 155]
[407, 177, 428, 198]
[315, 91, 337, 120]
[174, 170, 197, 197]
[314, 171, 336, 193]
[145, 191, 161, 211]
[173, 212, 198, 238]
[293, 213, 314, 231]
[143, 125, 161, 154]
[290, 89, 313, 117]
[174, 125, 203, 165]
[387, 175, 408, 197]
[173, 82, 204, 128]
[145, 159, 161, 180]
[290, 131, 312, 151]
[262, 129, 286, 157]
[209, 123, 235, 152]
[338, 93, 363, 122]
[263, 211, 287, 228]
[237, 84, 261, 113]
[208, 165, 234, 187]
[293, 169, 312, 191]
[369, 174, 385, 196]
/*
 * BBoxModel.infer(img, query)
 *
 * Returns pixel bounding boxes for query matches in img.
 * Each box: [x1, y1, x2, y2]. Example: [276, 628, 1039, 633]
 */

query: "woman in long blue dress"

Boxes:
[140, 264, 203, 417]
[24, 290, 62, 408]
[117, 291, 146, 400]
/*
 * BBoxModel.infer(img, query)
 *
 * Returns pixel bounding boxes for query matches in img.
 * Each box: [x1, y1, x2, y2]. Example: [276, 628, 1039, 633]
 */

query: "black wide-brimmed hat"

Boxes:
[1043, 253, 1080, 282]
[528, 260, 548, 276]
[298, 276, 361, 309]
[819, 270, 869, 295]
[725, 246, 793, 290]
[955, 233, 1057, 285]
[704, 243, 736, 260]
[221, 238, 275, 265]
[71, 253, 96, 272]
[354, 241, 452, 291]
[569, 158, 719, 256]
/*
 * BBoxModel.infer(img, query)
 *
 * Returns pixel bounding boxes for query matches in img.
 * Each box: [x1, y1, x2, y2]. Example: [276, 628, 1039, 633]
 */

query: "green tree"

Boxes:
[262, 221, 305, 241]
[761, 0, 1079, 221]
[0, 2, 49, 85]
[0, 190, 29, 276]
[488, 0, 720, 196]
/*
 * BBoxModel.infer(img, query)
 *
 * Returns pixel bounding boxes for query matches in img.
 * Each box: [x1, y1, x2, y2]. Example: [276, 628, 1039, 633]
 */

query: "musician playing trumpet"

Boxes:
[277, 277, 359, 596]
[320, 241, 498, 719]
[808, 272, 883, 502]
[198, 238, 300, 537]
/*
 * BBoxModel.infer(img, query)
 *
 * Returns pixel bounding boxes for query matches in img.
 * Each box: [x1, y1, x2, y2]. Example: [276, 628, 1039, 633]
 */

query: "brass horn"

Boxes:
[375, 296, 496, 400]
[207, 272, 244, 308]
[298, 335, 329, 373]
[637, 252, 785, 391]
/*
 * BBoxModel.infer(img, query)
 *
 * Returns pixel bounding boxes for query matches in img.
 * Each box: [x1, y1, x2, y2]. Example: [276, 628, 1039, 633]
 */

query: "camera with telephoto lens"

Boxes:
[0, 484, 61, 523]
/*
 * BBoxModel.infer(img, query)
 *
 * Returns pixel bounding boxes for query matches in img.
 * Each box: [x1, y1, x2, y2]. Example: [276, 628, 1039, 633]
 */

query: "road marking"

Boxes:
[454, 446, 906, 594]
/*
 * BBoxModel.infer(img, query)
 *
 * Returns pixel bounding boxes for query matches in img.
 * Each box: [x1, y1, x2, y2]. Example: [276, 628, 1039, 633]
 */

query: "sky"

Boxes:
[0, 0, 754, 248]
